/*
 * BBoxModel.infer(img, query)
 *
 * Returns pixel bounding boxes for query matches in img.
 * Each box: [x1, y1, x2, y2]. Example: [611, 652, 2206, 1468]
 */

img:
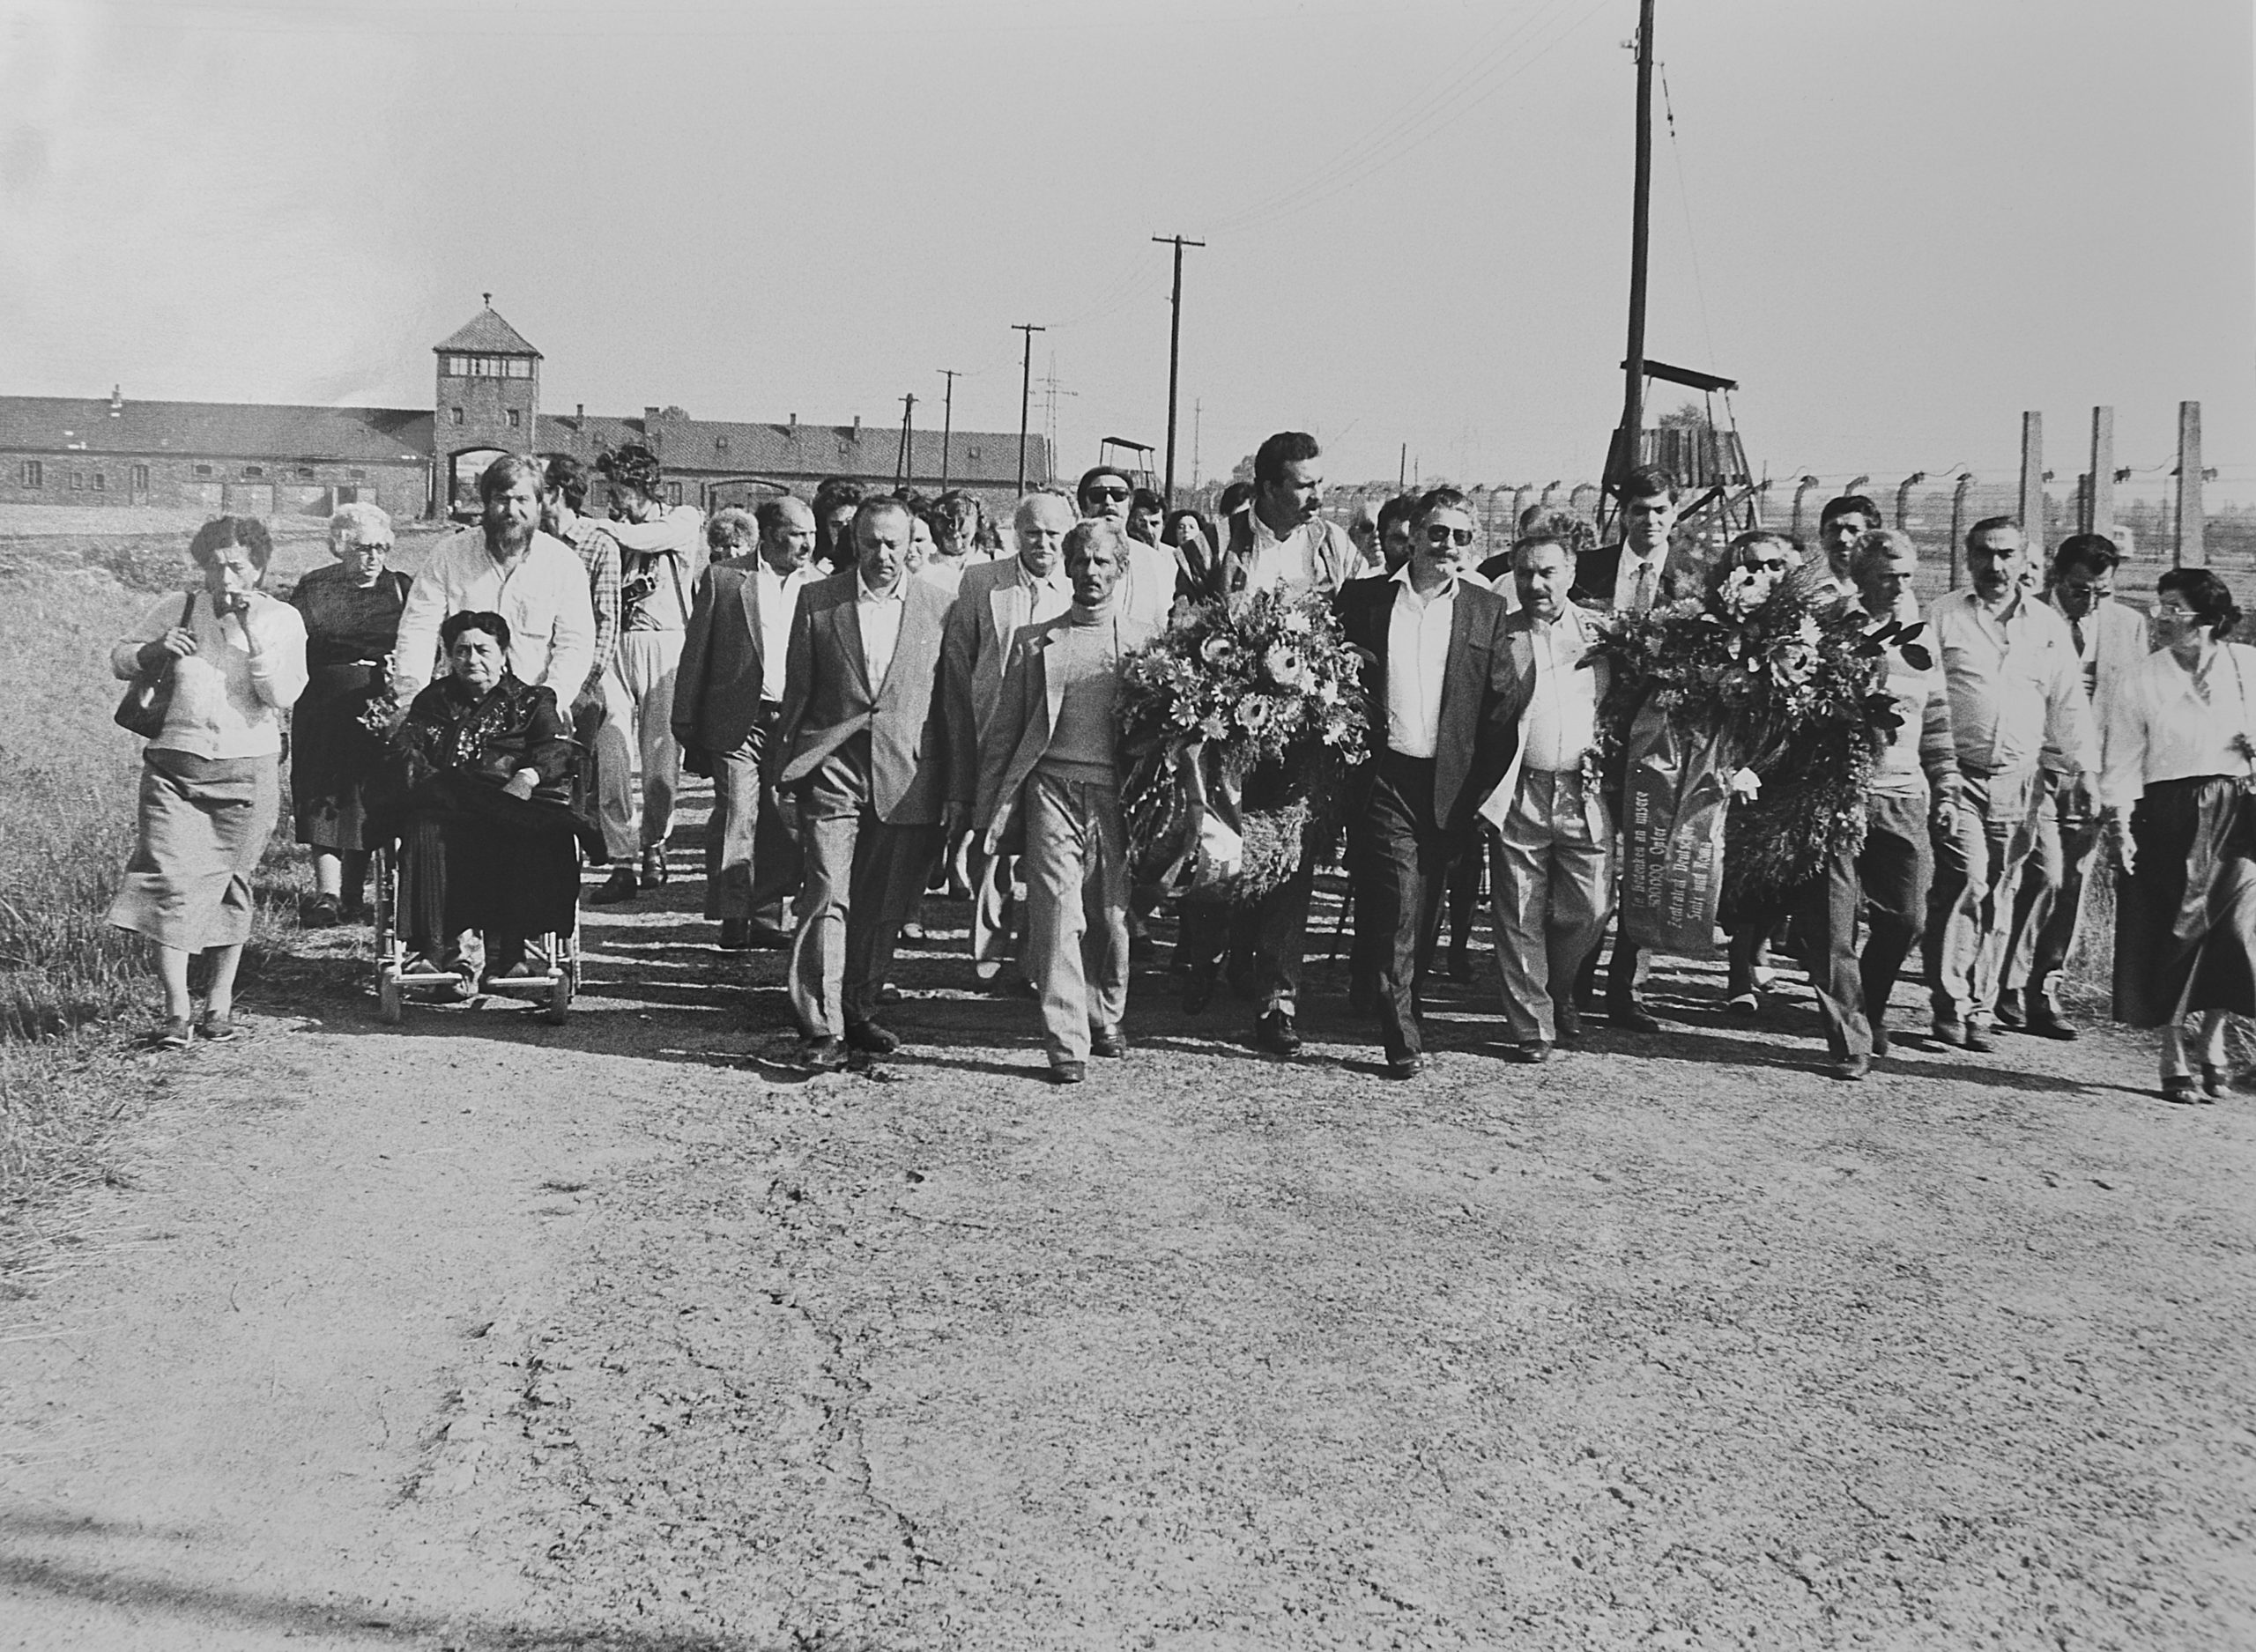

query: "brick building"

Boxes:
[0, 303, 1050, 522]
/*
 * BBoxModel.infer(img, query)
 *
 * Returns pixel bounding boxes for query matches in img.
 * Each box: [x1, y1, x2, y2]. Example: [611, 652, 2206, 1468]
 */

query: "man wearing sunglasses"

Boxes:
[1332, 487, 1522, 1077]
[1077, 465, 1185, 628]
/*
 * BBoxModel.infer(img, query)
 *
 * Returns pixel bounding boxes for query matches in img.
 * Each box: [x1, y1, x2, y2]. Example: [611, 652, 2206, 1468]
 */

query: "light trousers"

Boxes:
[1491, 767, 1614, 1045]
[1020, 767, 1131, 1066]
[704, 701, 799, 928]
[1926, 767, 2043, 1026]
[597, 629, 683, 860]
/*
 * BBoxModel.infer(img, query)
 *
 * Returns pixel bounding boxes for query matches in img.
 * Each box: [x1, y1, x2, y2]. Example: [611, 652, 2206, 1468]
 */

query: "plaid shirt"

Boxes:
[560, 516, 621, 693]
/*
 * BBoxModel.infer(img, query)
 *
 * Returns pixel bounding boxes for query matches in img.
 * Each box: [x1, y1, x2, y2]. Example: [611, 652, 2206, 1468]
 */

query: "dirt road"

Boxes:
[4, 809, 2253, 1649]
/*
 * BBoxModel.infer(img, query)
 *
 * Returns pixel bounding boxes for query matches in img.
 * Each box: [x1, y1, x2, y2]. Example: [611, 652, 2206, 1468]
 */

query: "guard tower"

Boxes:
[1600, 357, 1762, 547]
[433, 296, 541, 515]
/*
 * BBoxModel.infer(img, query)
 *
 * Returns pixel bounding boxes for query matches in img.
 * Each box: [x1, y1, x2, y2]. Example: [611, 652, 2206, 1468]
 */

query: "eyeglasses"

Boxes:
[1423, 525, 1477, 547]
[1085, 486, 1131, 504]
[346, 543, 390, 554]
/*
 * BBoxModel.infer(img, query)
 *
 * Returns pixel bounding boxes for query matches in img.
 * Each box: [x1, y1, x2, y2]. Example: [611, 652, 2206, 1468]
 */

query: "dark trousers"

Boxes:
[1791, 787, 1932, 1062]
[1178, 859, 1317, 1014]
[1350, 751, 1458, 1063]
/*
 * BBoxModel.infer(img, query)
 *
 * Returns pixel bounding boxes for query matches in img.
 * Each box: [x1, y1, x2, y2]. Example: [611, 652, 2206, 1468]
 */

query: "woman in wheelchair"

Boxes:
[389, 611, 597, 985]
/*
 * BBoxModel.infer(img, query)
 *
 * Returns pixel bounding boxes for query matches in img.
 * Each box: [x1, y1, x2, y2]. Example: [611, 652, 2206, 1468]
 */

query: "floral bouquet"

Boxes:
[1117, 588, 1369, 902]
[1594, 564, 1913, 919]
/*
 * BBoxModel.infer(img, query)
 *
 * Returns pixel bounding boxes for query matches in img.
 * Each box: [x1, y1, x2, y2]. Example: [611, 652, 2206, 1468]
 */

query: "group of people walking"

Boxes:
[100, 433, 2256, 1103]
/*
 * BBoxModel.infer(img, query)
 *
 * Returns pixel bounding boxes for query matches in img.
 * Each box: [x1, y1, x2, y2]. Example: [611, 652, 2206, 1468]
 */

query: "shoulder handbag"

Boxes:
[115, 592, 197, 738]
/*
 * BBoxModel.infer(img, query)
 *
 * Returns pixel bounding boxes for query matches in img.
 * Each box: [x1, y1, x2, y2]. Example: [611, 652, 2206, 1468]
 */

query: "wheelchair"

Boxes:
[370, 837, 581, 1026]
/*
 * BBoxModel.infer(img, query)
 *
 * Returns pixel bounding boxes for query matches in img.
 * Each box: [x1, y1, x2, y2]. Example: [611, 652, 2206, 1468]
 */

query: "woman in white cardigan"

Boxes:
[108, 516, 308, 1048]
[2102, 567, 2256, 1102]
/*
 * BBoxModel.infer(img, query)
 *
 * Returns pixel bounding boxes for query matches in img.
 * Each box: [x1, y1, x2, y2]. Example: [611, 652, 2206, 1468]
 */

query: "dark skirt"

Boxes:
[292, 662, 390, 851]
[396, 771, 579, 950]
[2111, 774, 2256, 1026]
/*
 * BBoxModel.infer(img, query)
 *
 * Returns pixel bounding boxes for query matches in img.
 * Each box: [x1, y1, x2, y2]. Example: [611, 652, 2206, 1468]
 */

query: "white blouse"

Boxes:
[112, 589, 308, 761]
[2099, 641, 2256, 809]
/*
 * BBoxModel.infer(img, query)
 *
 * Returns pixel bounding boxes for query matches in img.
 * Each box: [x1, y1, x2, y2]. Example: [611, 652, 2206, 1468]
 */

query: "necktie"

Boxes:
[1630, 560, 1655, 615]
[2070, 616, 2086, 656]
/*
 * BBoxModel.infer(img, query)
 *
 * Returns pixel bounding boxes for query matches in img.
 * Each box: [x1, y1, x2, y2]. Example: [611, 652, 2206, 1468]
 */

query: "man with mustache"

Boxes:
[1922, 517, 2097, 1051]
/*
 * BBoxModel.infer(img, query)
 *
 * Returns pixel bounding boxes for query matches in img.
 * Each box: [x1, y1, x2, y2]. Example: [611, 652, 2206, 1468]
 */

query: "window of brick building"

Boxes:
[70, 472, 82, 491]
[349, 469, 367, 479]
[667, 483, 683, 506]
[93, 472, 106, 492]
[19, 460, 41, 487]
[507, 409, 521, 429]
[296, 466, 315, 479]
[243, 465, 263, 478]
[131, 463, 149, 490]
[194, 464, 212, 477]
[451, 408, 464, 426]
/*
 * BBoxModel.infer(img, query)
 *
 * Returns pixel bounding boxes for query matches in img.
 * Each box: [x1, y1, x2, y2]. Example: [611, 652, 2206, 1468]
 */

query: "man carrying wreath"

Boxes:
[1334, 486, 1523, 1078]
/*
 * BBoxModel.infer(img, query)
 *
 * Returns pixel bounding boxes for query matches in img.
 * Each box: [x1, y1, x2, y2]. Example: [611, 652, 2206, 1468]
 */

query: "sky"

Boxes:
[1, 0, 2251, 500]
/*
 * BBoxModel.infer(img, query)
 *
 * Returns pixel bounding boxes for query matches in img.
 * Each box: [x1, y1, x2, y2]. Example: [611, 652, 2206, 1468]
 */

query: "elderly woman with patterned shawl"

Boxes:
[387, 610, 592, 984]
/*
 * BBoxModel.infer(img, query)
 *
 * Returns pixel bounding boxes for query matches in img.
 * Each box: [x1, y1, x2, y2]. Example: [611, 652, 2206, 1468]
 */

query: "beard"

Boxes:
[485, 514, 534, 555]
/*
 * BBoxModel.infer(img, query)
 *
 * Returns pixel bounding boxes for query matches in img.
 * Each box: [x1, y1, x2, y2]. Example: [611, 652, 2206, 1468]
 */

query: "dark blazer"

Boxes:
[1333, 573, 1525, 834]
[768, 567, 952, 826]
[1571, 541, 1702, 611]
[672, 562, 789, 757]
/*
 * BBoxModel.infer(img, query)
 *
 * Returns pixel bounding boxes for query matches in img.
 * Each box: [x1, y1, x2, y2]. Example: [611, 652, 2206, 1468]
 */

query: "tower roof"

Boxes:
[434, 304, 541, 358]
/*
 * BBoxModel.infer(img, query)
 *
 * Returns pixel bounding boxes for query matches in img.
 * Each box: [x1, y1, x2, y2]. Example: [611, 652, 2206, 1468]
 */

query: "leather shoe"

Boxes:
[640, 847, 670, 885]
[1993, 988, 2025, 1030]
[1385, 1051, 1431, 1079]
[1930, 1017, 1969, 1048]
[1255, 1010, 1301, 1056]
[1870, 1019, 1891, 1056]
[1050, 1062, 1086, 1085]
[590, 867, 641, 904]
[1963, 1021, 1997, 1054]
[744, 922, 793, 951]
[1554, 1007, 1585, 1046]
[1499, 1041, 1552, 1064]
[803, 1036, 849, 1072]
[717, 918, 753, 951]
[1609, 997, 1661, 1033]
[844, 1019, 900, 1055]
[1090, 1025, 1127, 1057]
[2026, 999, 2081, 1040]
[1182, 974, 1215, 1016]
[1829, 1055, 1871, 1082]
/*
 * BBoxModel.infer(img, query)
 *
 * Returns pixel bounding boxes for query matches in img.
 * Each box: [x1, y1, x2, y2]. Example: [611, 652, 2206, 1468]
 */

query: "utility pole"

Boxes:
[1399, 443, 1407, 492]
[1609, 0, 1658, 509]
[2018, 412, 2044, 553]
[1013, 323, 1044, 492]
[1191, 398, 1203, 490]
[1152, 233, 1206, 507]
[2085, 404, 2114, 537]
[2176, 400, 2204, 567]
[1949, 472, 1976, 589]
[938, 369, 960, 489]
[895, 392, 916, 485]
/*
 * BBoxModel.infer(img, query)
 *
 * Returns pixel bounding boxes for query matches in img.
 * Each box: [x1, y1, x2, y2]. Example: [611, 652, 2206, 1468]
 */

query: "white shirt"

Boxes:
[390, 529, 596, 700]
[606, 504, 708, 632]
[113, 590, 308, 760]
[2100, 641, 2256, 809]
[1247, 508, 1320, 596]
[857, 573, 907, 688]
[1015, 559, 1072, 632]
[1614, 544, 1667, 614]
[1929, 587, 2096, 778]
[754, 561, 810, 703]
[1384, 569, 1457, 759]
[1521, 604, 1600, 773]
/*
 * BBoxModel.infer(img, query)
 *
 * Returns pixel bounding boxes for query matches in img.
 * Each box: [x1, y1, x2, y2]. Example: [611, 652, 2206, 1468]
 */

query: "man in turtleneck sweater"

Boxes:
[975, 520, 1160, 1084]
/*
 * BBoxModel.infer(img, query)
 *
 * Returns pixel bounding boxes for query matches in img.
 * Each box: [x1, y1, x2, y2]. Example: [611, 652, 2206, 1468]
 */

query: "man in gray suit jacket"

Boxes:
[672, 497, 816, 950]
[768, 497, 956, 1070]
[943, 491, 1076, 986]
[976, 521, 1160, 1083]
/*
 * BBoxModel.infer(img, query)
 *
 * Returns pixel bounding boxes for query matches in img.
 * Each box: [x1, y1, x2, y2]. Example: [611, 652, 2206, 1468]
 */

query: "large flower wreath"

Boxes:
[1594, 564, 1922, 919]
[1116, 588, 1369, 903]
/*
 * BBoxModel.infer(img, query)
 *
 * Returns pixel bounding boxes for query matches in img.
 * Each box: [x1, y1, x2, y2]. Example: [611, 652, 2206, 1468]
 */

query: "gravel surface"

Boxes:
[4, 791, 2252, 1650]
